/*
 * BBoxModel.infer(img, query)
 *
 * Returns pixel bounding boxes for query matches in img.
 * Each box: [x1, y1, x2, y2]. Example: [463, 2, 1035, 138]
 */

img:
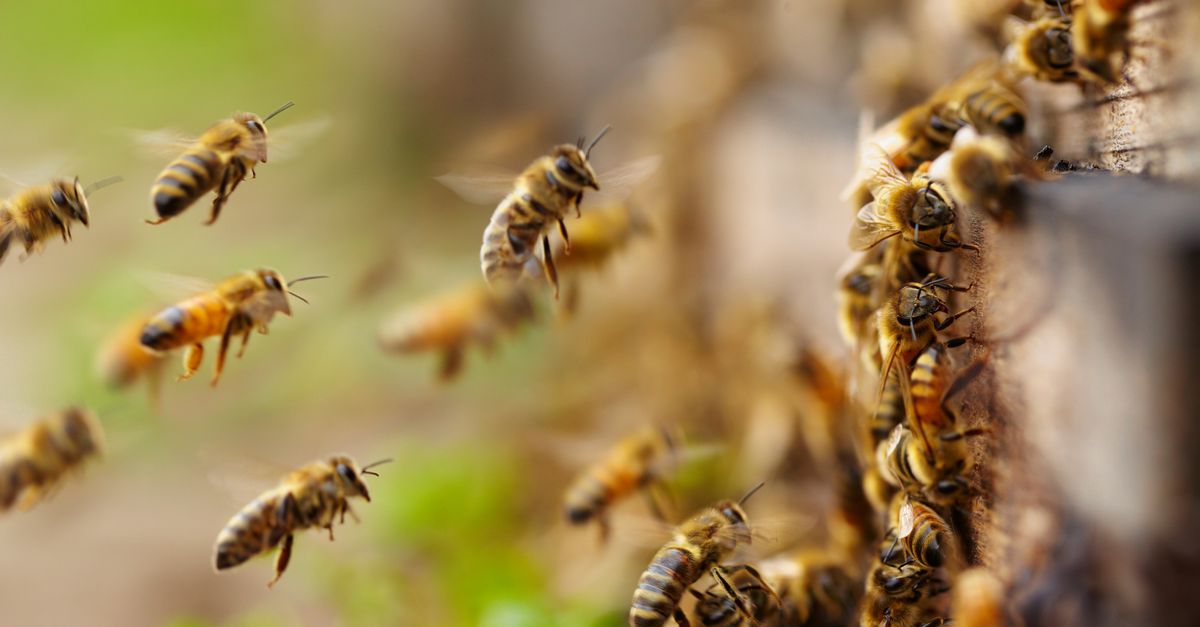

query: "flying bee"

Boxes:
[1072, 0, 1139, 83]
[96, 310, 168, 404]
[1005, 15, 1081, 83]
[563, 425, 681, 543]
[139, 269, 326, 386]
[145, 101, 294, 226]
[0, 407, 104, 513]
[0, 176, 122, 267]
[213, 455, 391, 587]
[377, 280, 535, 381]
[851, 146, 977, 257]
[629, 484, 771, 627]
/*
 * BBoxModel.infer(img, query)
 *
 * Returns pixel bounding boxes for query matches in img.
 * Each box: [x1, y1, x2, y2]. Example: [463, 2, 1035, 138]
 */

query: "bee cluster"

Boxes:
[0, 0, 1188, 624]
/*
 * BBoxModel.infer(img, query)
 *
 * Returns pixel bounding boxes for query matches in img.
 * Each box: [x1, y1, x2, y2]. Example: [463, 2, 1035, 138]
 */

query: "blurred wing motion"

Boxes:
[437, 155, 662, 206]
[201, 450, 291, 504]
[129, 128, 198, 157]
[261, 116, 333, 163]
[135, 271, 216, 300]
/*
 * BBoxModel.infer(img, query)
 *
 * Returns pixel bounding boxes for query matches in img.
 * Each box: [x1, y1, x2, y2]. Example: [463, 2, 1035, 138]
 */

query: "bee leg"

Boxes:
[236, 329, 253, 358]
[212, 324, 235, 387]
[574, 191, 582, 218]
[933, 306, 977, 331]
[557, 217, 571, 254]
[326, 523, 335, 541]
[541, 235, 560, 299]
[438, 346, 464, 381]
[596, 515, 610, 546]
[671, 606, 691, 627]
[177, 343, 204, 381]
[266, 533, 293, 589]
[206, 171, 232, 226]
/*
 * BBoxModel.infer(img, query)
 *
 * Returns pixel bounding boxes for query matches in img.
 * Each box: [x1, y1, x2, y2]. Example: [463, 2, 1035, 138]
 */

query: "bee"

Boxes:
[139, 269, 326, 386]
[877, 342, 987, 505]
[882, 498, 956, 572]
[0, 408, 104, 513]
[875, 275, 975, 411]
[479, 128, 607, 296]
[96, 311, 168, 404]
[1072, 0, 1139, 83]
[563, 425, 679, 543]
[377, 280, 535, 381]
[146, 101, 294, 226]
[861, 369, 905, 514]
[928, 127, 1020, 218]
[851, 146, 977, 256]
[951, 568, 1005, 627]
[837, 249, 885, 350]
[0, 176, 122, 267]
[629, 484, 769, 627]
[952, 79, 1027, 139]
[213, 455, 391, 587]
[688, 563, 781, 626]
[706, 550, 860, 627]
[1005, 15, 1081, 83]
[858, 559, 949, 627]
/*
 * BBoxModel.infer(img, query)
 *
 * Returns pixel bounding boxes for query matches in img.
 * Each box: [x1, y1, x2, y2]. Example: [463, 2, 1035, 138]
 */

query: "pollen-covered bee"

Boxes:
[146, 101, 293, 226]
[139, 269, 326, 386]
[0, 407, 104, 513]
[478, 129, 607, 295]
[629, 485, 769, 627]
[96, 311, 167, 404]
[213, 455, 390, 587]
[377, 280, 535, 381]
[1072, 0, 1139, 83]
[1006, 15, 1081, 82]
[563, 425, 680, 543]
[851, 146, 977, 255]
[0, 176, 121, 267]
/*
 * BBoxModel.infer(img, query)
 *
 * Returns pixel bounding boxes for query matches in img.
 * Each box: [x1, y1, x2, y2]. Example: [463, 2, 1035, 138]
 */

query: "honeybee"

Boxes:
[860, 369, 905, 514]
[213, 455, 391, 587]
[876, 276, 975, 410]
[877, 342, 987, 505]
[859, 558, 949, 627]
[951, 568, 1005, 627]
[96, 311, 168, 404]
[146, 101, 293, 226]
[629, 485, 769, 627]
[478, 129, 607, 295]
[1072, 0, 1139, 83]
[688, 563, 781, 626]
[1005, 16, 1081, 82]
[563, 425, 680, 543]
[0, 176, 122, 267]
[882, 498, 957, 572]
[139, 269, 326, 386]
[928, 127, 1021, 218]
[852, 144, 979, 257]
[733, 551, 860, 626]
[0, 407, 104, 512]
[952, 79, 1027, 139]
[377, 280, 535, 381]
[837, 250, 884, 350]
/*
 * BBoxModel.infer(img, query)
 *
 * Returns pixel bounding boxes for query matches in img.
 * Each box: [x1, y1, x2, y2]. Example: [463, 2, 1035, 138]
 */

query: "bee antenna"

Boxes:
[360, 458, 394, 476]
[909, 317, 917, 342]
[576, 136, 585, 150]
[287, 274, 330, 286]
[287, 291, 310, 305]
[262, 100, 296, 124]
[83, 176, 123, 197]
[1054, 0, 1066, 19]
[738, 481, 766, 506]
[585, 125, 612, 159]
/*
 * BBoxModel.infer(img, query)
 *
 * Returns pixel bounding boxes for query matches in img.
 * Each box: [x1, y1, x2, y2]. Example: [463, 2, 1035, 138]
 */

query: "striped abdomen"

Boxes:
[0, 455, 41, 512]
[214, 492, 291, 570]
[480, 192, 557, 285]
[870, 369, 906, 448]
[140, 295, 232, 351]
[883, 428, 921, 490]
[151, 146, 225, 219]
[961, 87, 1025, 136]
[901, 501, 951, 568]
[630, 545, 701, 626]
[564, 461, 642, 524]
[902, 108, 962, 168]
[911, 345, 952, 430]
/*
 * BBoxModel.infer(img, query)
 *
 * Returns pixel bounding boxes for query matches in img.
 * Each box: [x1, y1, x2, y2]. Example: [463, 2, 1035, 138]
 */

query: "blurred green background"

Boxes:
[0, 0, 894, 625]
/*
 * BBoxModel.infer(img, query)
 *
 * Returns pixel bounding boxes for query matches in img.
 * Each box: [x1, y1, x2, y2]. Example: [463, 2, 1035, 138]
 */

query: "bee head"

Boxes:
[896, 283, 947, 325]
[1043, 25, 1075, 72]
[255, 269, 293, 317]
[234, 112, 270, 163]
[331, 456, 392, 503]
[910, 183, 954, 229]
[49, 178, 90, 227]
[552, 145, 600, 192]
[59, 407, 103, 458]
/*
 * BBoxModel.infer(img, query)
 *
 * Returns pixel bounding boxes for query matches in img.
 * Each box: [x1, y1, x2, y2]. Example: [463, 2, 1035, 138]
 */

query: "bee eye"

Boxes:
[336, 464, 357, 484]
[247, 120, 262, 132]
[263, 275, 283, 291]
[51, 189, 67, 206]
[883, 577, 904, 593]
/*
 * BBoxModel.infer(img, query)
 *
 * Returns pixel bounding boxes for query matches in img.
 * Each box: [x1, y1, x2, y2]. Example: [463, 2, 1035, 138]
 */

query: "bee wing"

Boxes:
[135, 271, 216, 301]
[435, 166, 519, 205]
[607, 513, 681, 550]
[849, 202, 901, 251]
[861, 144, 910, 198]
[742, 513, 817, 553]
[896, 499, 916, 538]
[128, 128, 199, 158]
[588, 155, 661, 203]
[264, 116, 333, 164]
[201, 450, 291, 505]
[1001, 15, 1031, 46]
